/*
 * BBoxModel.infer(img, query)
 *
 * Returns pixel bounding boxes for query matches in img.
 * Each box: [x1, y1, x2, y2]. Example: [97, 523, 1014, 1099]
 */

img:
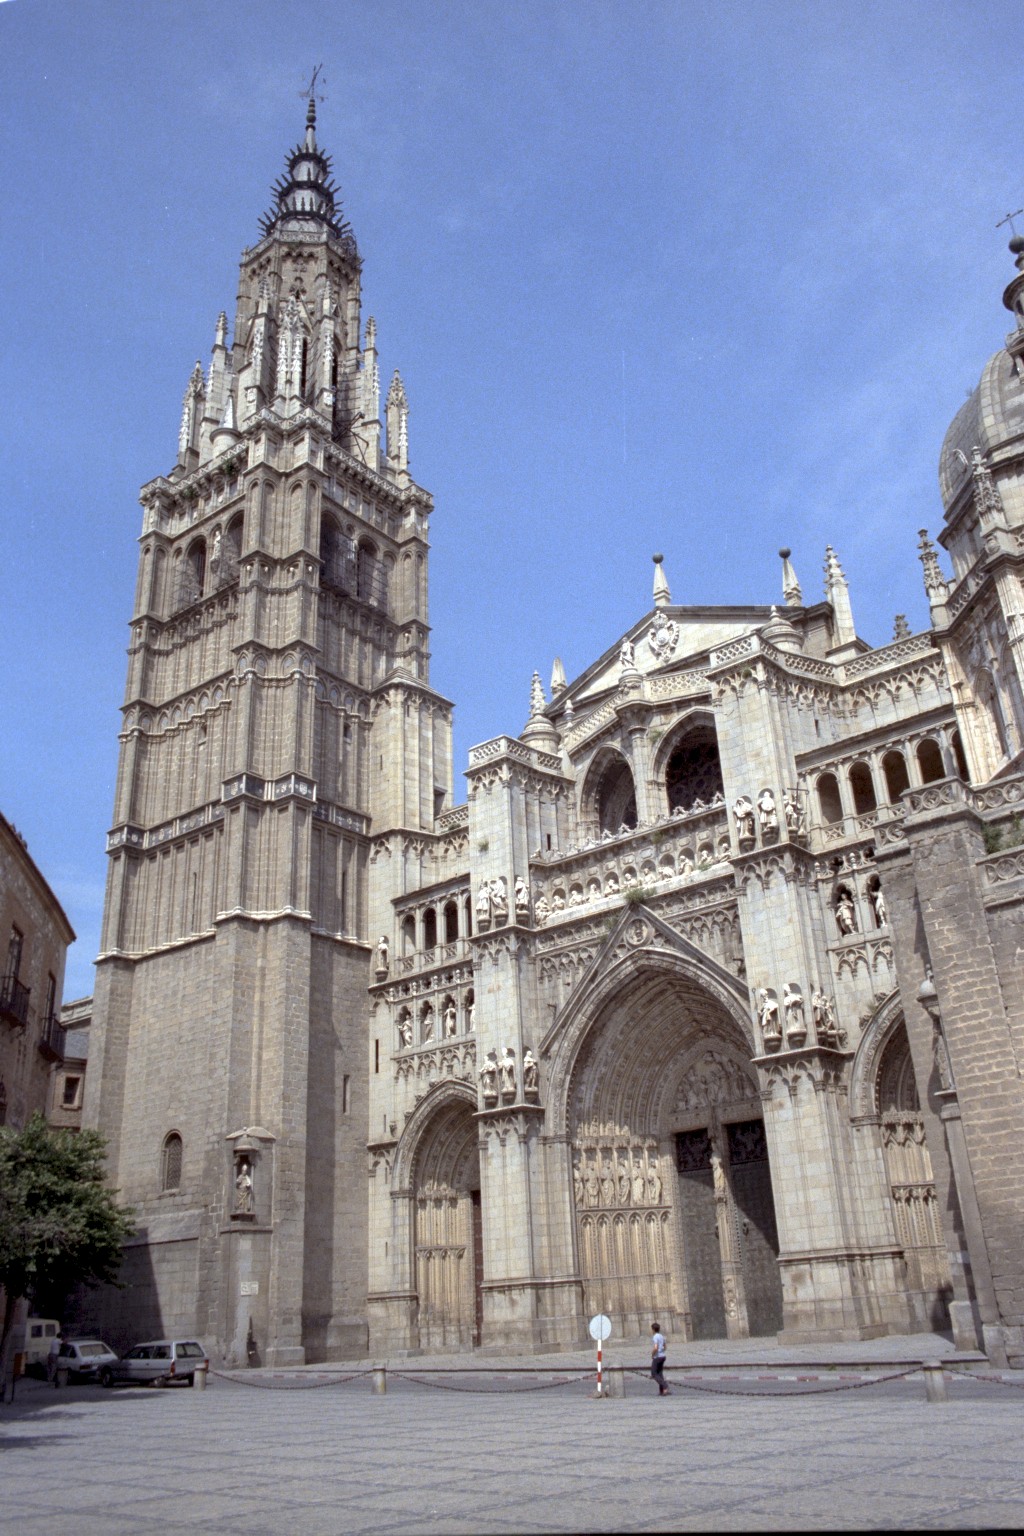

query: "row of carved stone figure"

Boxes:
[573, 1154, 664, 1209]
[397, 998, 474, 1049]
[834, 883, 887, 935]
[733, 788, 804, 841]
[479, 1046, 539, 1101]
[756, 984, 845, 1049]
[476, 876, 532, 925]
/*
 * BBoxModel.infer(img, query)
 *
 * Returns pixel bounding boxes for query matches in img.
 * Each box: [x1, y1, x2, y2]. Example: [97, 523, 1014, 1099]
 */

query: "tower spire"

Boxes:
[652, 553, 671, 608]
[259, 99, 357, 255]
[779, 547, 802, 606]
[823, 545, 857, 656]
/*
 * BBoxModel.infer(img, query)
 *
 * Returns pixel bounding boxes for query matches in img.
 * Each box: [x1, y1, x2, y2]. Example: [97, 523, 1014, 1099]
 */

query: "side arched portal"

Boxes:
[409, 1095, 482, 1351]
[564, 963, 782, 1342]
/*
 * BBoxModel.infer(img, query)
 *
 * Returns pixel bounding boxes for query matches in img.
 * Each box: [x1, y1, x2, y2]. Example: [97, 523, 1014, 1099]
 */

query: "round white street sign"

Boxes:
[588, 1313, 612, 1342]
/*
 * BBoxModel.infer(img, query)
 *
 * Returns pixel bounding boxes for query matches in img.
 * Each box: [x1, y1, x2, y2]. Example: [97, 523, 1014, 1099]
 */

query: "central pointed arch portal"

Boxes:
[561, 952, 784, 1342]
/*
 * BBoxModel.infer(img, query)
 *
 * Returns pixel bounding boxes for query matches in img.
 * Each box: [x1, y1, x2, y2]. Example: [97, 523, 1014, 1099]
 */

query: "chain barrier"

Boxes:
[388, 1370, 583, 1394]
[626, 1365, 923, 1396]
[211, 1369, 373, 1390]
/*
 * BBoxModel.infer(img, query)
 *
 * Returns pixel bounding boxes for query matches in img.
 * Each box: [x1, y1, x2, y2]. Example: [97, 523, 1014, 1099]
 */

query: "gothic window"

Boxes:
[664, 722, 724, 813]
[816, 772, 843, 825]
[401, 914, 416, 956]
[463, 896, 473, 938]
[849, 761, 877, 815]
[882, 750, 910, 803]
[585, 752, 638, 835]
[443, 901, 459, 944]
[356, 540, 378, 603]
[161, 1132, 183, 1193]
[6, 925, 23, 980]
[916, 738, 945, 784]
[221, 513, 244, 583]
[422, 908, 437, 951]
[320, 515, 355, 592]
[950, 729, 969, 781]
[62, 1074, 82, 1108]
[179, 538, 207, 608]
[464, 989, 475, 1031]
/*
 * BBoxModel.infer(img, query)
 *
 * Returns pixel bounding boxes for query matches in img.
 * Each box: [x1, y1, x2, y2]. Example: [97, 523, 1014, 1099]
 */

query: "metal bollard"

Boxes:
[56, 1365, 69, 1389]
[922, 1362, 949, 1403]
[372, 1366, 387, 1395]
[193, 1362, 208, 1392]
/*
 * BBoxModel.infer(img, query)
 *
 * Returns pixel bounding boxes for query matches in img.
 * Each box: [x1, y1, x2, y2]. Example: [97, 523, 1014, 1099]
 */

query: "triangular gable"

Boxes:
[567, 605, 774, 706]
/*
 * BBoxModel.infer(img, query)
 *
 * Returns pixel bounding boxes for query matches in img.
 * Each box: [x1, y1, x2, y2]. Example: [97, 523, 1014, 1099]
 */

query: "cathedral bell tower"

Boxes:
[83, 101, 451, 1366]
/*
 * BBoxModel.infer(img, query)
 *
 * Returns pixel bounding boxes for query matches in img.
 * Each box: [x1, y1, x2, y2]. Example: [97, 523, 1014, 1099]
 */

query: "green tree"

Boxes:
[0, 1114, 134, 1399]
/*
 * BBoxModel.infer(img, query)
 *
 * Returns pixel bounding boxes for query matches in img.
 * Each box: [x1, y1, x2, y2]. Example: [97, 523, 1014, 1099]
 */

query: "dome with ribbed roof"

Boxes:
[938, 242, 1024, 515]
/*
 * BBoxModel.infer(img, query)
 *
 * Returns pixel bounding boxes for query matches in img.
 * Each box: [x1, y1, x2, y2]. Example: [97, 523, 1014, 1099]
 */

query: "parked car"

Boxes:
[56, 1339, 119, 1382]
[100, 1339, 209, 1389]
[23, 1318, 60, 1374]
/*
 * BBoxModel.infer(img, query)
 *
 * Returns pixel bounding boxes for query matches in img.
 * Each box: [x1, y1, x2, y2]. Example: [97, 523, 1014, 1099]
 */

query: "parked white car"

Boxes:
[56, 1339, 118, 1382]
[100, 1339, 209, 1388]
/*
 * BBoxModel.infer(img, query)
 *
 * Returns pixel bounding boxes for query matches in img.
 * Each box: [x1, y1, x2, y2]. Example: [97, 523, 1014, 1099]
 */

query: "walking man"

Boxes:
[650, 1322, 669, 1396]
[47, 1329, 63, 1387]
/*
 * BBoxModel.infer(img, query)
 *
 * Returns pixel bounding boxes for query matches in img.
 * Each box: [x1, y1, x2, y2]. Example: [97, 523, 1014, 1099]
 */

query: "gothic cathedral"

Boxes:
[82, 108, 1024, 1370]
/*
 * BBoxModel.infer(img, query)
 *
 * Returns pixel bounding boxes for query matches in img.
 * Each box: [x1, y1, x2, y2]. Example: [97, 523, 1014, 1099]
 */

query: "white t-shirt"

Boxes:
[651, 1332, 666, 1358]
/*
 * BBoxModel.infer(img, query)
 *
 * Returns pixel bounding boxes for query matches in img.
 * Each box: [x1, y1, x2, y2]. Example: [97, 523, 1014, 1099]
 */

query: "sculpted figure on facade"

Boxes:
[480, 1055, 498, 1103]
[734, 796, 756, 842]
[617, 1158, 632, 1205]
[758, 988, 781, 1045]
[783, 790, 804, 835]
[375, 934, 390, 974]
[710, 1144, 727, 1201]
[646, 1161, 663, 1205]
[522, 1048, 539, 1096]
[584, 1161, 601, 1208]
[498, 1046, 517, 1097]
[443, 1001, 458, 1038]
[514, 876, 530, 919]
[234, 1158, 254, 1214]
[632, 1158, 647, 1205]
[476, 883, 491, 926]
[871, 885, 888, 928]
[835, 890, 857, 935]
[649, 610, 679, 660]
[534, 893, 550, 925]
[757, 788, 778, 834]
[619, 637, 637, 674]
[600, 1161, 616, 1205]
[421, 1006, 435, 1043]
[783, 983, 806, 1045]
[398, 1016, 413, 1049]
[572, 1160, 584, 1207]
[490, 878, 509, 921]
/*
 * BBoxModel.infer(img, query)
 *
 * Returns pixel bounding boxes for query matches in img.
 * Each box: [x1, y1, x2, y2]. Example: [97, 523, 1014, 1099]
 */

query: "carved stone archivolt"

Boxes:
[673, 1050, 758, 1117]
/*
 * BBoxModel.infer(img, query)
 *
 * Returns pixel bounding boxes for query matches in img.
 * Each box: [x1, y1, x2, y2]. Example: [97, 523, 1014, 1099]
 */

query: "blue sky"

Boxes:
[1, 0, 1021, 999]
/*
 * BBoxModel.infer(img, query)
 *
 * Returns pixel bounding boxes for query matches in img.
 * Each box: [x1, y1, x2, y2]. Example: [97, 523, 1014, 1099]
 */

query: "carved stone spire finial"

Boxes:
[386, 370, 409, 470]
[917, 529, 949, 604]
[520, 670, 559, 751]
[550, 657, 567, 695]
[823, 545, 856, 651]
[529, 671, 546, 718]
[893, 614, 911, 641]
[652, 553, 671, 609]
[779, 547, 802, 606]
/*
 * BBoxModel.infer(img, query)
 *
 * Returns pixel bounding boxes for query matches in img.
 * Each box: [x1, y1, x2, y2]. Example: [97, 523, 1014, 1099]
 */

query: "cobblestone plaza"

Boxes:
[2, 1350, 1022, 1535]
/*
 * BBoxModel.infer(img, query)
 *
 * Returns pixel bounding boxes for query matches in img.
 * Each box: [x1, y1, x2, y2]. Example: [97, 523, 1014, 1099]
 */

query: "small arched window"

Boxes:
[179, 539, 207, 608]
[950, 729, 969, 781]
[422, 908, 437, 951]
[849, 761, 877, 815]
[664, 722, 724, 813]
[917, 739, 945, 784]
[357, 541, 378, 603]
[817, 772, 843, 825]
[882, 750, 910, 804]
[401, 914, 416, 956]
[161, 1132, 183, 1192]
[443, 900, 459, 944]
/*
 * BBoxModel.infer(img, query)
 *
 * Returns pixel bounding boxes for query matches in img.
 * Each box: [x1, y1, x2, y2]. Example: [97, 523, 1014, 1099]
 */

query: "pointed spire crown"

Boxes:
[779, 547, 802, 606]
[652, 553, 671, 608]
[259, 101, 358, 258]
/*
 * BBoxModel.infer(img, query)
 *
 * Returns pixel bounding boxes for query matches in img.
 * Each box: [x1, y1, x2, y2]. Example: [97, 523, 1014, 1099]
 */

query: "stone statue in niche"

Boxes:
[835, 890, 857, 935]
[587, 877, 601, 901]
[490, 878, 509, 921]
[551, 890, 566, 911]
[646, 1161, 662, 1205]
[584, 1161, 600, 1207]
[421, 1008, 434, 1043]
[498, 1046, 517, 1097]
[619, 637, 637, 673]
[734, 797, 756, 842]
[811, 986, 827, 1036]
[933, 1025, 955, 1092]
[480, 1056, 498, 1102]
[443, 1002, 458, 1038]
[375, 935, 390, 974]
[757, 788, 778, 833]
[758, 988, 781, 1043]
[234, 1158, 254, 1214]
[783, 790, 804, 835]
[534, 893, 550, 925]
[617, 1158, 632, 1205]
[572, 1160, 583, 1206]
[783, 983, 806, 1045]
[710, 1141, 727, 1201]
[632, 1158, 647, 1205]
[476, 884, 491, 925]
[514, 876, 530, 918]
[398, 1016, 413, 1049]
[467, 998, 476, 1032]
[871, 885, 887, 927]
[605, 872, 620, 895]
[523, 1049, 539, 1095]
[569, 887, 585, 907]
[600, 1162, 616, 1205]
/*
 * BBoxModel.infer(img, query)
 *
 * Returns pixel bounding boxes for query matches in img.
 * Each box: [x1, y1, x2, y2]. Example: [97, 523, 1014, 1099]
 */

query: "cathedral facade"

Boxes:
[81, 109, 1024, 1370]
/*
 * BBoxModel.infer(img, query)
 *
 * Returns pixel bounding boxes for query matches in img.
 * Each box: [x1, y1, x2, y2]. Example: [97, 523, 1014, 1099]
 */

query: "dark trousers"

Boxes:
[651, 1356, 667, 1392]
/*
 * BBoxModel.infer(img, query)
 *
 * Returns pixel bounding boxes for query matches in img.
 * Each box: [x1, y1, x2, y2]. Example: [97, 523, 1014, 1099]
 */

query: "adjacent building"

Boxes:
[79, 106, 1024, 1369]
